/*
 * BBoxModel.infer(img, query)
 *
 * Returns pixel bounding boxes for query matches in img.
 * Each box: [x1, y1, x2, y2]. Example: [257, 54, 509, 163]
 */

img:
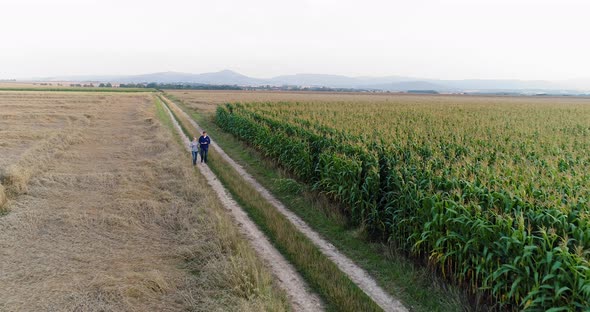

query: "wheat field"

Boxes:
[0, 91, 287, 311]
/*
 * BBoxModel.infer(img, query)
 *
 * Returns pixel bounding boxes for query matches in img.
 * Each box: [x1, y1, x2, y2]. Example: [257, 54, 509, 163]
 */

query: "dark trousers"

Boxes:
[191, 151, 198, 165]
[200, 148, 208, 163]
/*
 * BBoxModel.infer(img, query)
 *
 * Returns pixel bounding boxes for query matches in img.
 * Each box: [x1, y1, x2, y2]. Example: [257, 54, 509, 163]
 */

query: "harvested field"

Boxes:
[0, 92, 287, 311]
[164, 89, 411, 105]
[163, 90, 412, 112]
[0, 92, 102, 204]
[0, 92, 91, 172]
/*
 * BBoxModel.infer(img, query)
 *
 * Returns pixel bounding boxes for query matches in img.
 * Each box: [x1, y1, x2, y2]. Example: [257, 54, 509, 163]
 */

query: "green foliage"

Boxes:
[215, 100, 590, 311]
[274, 178, 304, 195]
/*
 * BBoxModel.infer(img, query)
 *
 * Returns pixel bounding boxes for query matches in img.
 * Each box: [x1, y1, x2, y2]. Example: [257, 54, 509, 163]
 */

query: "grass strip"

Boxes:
[154, 96, 291, 311]
[0, 183, 7, 214]
[160, 94, 382, 312]
[157, 95, 193, 139]
[165, 92, 466, 312]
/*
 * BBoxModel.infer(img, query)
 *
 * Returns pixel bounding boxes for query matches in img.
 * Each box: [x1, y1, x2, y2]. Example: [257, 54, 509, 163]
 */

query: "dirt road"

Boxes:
[161, 97, 324, 312]
[161, 95, 408, 312]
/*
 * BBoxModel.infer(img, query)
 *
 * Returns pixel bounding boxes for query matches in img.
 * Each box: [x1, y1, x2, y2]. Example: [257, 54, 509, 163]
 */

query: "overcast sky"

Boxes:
[1, 0, 589, 80]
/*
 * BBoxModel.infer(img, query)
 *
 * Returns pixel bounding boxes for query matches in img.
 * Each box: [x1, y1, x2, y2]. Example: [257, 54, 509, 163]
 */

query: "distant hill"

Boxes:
[366, 81, 449, 91]
[39, 70, 590, 93]
[116, 70, 267, 85]
[270, 74, 369, 88]
[562, 78, 590, 91]
[434, 79, 564, 91]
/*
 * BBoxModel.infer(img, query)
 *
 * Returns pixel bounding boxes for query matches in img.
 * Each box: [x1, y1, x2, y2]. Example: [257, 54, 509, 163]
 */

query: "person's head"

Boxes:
[193, 137, 197, 141]
[203, 131, 207, 136]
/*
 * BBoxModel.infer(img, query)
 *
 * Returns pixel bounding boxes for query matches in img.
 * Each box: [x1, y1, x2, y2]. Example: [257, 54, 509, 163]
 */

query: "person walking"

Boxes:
[190, 137, 199, 165]
[198, 131, 211, 163]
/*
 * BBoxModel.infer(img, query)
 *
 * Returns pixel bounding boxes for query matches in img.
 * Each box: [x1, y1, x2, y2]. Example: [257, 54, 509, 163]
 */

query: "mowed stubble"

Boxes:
[0, 92, 287, 311]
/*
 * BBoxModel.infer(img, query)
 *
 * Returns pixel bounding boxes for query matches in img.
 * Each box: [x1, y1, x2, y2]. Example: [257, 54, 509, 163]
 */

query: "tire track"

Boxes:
[160, 95, 408, 312]
[159, 97, 323, 312]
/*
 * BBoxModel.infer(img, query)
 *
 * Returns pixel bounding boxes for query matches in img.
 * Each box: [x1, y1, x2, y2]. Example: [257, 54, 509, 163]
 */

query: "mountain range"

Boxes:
[40, 70, 590, 93]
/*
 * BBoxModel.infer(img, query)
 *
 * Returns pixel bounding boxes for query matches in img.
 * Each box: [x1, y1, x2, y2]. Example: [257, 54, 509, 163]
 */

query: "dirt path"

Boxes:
[161, 95, 408, 312]
[160, 99, 324, 312]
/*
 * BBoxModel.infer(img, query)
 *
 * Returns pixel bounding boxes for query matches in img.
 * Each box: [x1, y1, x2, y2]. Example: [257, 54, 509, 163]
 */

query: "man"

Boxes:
[189, 137, 199, 165]
[198, 131, 211, 163]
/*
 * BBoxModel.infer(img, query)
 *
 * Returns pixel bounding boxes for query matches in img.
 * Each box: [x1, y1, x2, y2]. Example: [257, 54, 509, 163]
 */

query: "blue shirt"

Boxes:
[199, 135, 211, 150]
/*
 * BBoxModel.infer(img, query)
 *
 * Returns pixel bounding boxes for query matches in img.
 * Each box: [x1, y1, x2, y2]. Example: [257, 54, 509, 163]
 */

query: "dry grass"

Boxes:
[0, 183, 6, 211]
[2, 130, 85, 195]
[0, 92, 96, 209]
[0, 92, 288, 311]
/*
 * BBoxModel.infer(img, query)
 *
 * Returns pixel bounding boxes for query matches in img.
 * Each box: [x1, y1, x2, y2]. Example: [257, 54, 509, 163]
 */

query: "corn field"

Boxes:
[215, 97, 590, 311]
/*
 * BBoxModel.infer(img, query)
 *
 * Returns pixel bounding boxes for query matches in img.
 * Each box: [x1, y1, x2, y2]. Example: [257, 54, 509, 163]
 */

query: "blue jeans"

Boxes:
[191, 151, 198, 165]
[200, 148, 208, 163]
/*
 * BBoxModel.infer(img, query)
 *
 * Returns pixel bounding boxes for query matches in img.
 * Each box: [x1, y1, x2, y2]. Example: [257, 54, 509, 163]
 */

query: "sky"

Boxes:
[1, 0, 589, 80]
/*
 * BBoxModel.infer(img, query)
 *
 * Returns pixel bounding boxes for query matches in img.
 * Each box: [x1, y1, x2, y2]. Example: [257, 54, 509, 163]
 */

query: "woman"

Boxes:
[190, 137, 199, 165]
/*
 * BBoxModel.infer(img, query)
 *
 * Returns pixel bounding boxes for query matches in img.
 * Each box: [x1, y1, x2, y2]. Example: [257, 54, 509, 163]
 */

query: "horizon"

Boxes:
[2, 0, 590, 81]
[8, 69, 589, 93]
[11, 69, 590, 83]
[27, 70, 590, 81]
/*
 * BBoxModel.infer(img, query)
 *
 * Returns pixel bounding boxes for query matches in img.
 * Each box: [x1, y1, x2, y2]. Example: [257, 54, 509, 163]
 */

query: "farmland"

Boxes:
[208, 92, 590, 310]
[4, 88, 589, 311]
[0, 92, 97, 196]
[0, 91, 287, 311]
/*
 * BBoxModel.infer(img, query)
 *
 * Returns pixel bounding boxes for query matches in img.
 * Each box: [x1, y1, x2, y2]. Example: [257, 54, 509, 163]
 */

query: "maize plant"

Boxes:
[216, 96, 590, 310]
